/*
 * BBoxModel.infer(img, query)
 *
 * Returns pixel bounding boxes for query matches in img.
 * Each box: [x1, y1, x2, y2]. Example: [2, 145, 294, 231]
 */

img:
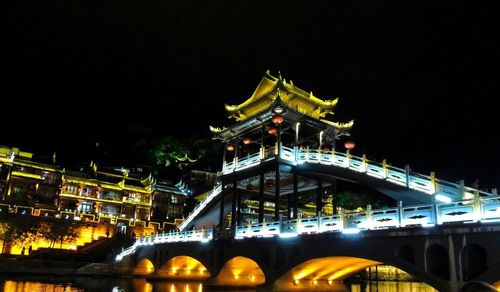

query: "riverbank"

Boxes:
[0, 255, 132, 277]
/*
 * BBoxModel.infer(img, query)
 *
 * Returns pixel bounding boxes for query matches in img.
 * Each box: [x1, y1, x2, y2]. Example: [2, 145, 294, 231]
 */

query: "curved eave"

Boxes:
[225, 73, 339, 121]
[214, 99, 350, 141]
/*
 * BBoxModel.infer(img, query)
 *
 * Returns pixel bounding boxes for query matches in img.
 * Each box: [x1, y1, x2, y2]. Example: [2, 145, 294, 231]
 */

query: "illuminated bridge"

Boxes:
[114, 72, 500, 291]
[116, 204, 500, 291]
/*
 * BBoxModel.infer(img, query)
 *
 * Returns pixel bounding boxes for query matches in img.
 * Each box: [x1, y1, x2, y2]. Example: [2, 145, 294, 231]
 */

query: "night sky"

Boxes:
[1, 2, 499, 188]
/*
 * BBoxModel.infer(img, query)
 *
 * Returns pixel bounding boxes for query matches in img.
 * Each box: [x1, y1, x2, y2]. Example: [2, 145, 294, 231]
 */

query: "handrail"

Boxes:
[178, 184, 222, 231]
[220, 144, 495, 201]
[116, 194, 500, 261]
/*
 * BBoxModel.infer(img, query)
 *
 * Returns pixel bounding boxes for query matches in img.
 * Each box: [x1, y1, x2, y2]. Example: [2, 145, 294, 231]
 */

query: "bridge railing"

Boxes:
[178, 184, 222, 231]
[234, 195, 500, 239]
[116, 195, 500, 261]
[220, 143, 496, 202]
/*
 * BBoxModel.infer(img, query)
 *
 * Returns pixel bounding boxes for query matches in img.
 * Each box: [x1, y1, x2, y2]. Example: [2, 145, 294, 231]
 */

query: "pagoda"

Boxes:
[210, 70, 353, 228]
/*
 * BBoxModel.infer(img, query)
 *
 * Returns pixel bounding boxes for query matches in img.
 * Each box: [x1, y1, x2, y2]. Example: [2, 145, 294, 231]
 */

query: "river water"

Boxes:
[0, 276, 437, 291]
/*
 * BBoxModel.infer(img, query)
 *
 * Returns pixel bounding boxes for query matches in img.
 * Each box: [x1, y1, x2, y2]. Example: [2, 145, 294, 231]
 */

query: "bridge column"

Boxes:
[237, 185, 241, 226]
[293, 173, 298, 219]
[219, 183, 225, 228]
[231, 179, 237, 227]
[316, 179, 322, 217]
[222, 142, 227, 173]
[275, 166, 280, 221]
[259, 173, 264, 223]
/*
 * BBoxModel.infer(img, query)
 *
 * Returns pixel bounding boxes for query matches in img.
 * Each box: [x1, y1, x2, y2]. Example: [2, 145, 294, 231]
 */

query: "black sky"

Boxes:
[1, 2, 499, 187]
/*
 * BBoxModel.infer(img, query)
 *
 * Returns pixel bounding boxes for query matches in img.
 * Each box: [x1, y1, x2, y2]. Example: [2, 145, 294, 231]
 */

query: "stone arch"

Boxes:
[134, 258, 155, 276]
[215, 256, 266, 286]
[396, 245, 415, 264]
[426, 244, 450, 280]
[273, 256, 380, 290]
[157, 255, 210, 280]
[461, 244, 487, 280]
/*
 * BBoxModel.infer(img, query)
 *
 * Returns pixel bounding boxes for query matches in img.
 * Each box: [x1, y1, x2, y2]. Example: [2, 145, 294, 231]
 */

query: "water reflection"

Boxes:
[348, 281, 437, 292]
[0, 276, 438, 291]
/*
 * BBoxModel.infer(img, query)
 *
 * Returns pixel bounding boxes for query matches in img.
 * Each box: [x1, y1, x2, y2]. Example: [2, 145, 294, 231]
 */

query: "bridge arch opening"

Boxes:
[157, 256, 210, 280]
[461, 244, 487, 280]
[426, 244, 450, 280]
[134, 258, 155, 276]
[274, 256, 381, 290]
[216, 256, 265, 286]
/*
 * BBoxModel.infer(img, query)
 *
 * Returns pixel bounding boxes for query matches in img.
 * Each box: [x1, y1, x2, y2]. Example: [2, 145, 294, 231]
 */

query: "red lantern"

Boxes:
[268, 127, 278, 135]
[344, 141, 355, 150]
[322, 146, 330, 152]
[272, 114, 285, 124]
[227, 144, 235, 151]
[243, 137, 252, 145]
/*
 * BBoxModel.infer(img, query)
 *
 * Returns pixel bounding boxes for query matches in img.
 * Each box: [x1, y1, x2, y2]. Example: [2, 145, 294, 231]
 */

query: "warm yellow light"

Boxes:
[134, 258, 155, 276]
[275, 256, 381, 290]
[216, 256, 265, 286]
[158, 256, 210, 280]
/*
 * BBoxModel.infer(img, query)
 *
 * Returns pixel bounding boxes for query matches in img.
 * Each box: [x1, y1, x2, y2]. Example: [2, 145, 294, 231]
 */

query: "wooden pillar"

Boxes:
[316, 179, 322, 217]
[231, 179, 237, 227]
[236, 185, 241, 226]
[293, 173, 298, 219]
[259, 173, 264, 223]
[275, 167, 280, 221]
[222, 142, 227, 172]
[219, 182, 225, 228]
[287, 193, 292, 219]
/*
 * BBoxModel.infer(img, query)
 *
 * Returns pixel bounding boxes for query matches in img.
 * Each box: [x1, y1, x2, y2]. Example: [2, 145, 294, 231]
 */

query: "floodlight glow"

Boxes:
[342, 228, 360, 234]
[436, 194, 452, 203]
[279, 233, 298, 238]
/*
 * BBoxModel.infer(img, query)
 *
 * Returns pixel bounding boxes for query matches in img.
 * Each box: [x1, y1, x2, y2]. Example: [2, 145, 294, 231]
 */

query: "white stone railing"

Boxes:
[177, 184, 222, 231]
[115, 195, 500, 261]
[222, 144, 497, 202]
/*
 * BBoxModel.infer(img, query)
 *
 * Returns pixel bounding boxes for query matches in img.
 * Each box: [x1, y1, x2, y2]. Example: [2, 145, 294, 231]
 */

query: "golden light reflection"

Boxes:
[2, 280, 81, 292]
[134, 258, 155, 276]
[215, 256, 265, 286]
[274, 256, 381, 290]
[132, 278, 153, 292]
[157, 256, 210, 280]
[494, 281, 500, 291]
[349, 281, 437, 292]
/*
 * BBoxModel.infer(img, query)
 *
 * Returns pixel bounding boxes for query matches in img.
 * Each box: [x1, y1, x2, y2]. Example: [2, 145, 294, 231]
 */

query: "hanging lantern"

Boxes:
[243, 137, 252, 145]
[272, 114, 285, 124]
[226, 144, 235, 151]
[322, 146, 330, 152]
[344, 141, 355, 150]
[267, 127, 278, 135]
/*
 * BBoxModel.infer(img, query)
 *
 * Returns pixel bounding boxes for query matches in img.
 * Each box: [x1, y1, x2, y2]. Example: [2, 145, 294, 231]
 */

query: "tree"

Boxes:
[41, 218, 77, 249]
[335, 191, 385, 210]
[152, 136, 221, 170]
[0, 215, 36, 254]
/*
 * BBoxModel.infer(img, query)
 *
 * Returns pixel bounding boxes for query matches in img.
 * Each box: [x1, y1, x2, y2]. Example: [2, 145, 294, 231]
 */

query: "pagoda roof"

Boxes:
[212, 71, 353, 141]
[224, 71, 339, 121]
